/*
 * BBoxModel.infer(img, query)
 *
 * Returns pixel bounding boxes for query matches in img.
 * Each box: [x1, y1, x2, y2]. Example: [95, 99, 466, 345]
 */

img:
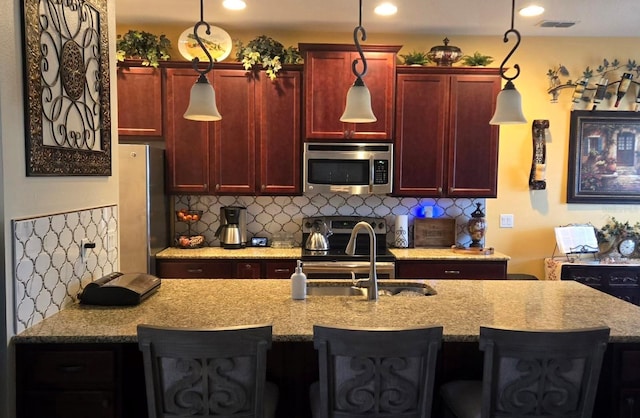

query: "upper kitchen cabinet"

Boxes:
[164, 63, 302, 195]
[299, 43, 400, 141]
[116, 63, 163, 140]
[164, 67, 211, 194]
[394, 67, 501, 197]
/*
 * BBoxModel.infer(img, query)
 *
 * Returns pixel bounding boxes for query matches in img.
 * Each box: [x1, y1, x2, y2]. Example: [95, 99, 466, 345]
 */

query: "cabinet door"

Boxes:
[394, 73, 448, 196]
[116, 66, 163, 139]
[446, 75, 500, 197]
[256, 70, 302, 195]
[235, 261, 262, 278]
[164, 68, 211, 194]
[303, 47, 397, 140]
[211, 70, 256, 194]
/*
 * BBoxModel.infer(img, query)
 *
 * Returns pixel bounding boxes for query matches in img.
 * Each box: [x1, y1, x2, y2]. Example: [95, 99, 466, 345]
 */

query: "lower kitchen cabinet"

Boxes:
[396, 260, 507, 279]
[561, 264, 640, 305]
[156, 258, 296, 279]
[615, 344, 640, 417]
[15, 344, 146, 418]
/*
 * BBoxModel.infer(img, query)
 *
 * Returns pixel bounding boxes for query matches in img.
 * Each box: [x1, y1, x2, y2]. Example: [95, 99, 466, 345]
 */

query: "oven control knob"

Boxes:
[378, 222, 385, 230]
[370, 221, 376, 229]
[304, 221, 312, 229]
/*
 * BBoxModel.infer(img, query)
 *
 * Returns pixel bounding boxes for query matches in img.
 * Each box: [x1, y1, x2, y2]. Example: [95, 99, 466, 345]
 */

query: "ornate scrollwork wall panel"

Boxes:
[22, 0, 111, 176]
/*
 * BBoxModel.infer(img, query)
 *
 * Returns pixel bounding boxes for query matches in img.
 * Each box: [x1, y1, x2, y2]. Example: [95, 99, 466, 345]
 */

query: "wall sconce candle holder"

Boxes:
[530, 119, 548, 190]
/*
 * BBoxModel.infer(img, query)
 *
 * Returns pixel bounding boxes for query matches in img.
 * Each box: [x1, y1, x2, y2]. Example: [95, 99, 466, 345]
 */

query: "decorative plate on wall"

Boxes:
[178, 26, 232, 62]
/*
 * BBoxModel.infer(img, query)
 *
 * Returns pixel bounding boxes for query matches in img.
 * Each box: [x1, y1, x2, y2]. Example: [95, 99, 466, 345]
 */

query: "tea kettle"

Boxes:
[305, 219, 333, 251]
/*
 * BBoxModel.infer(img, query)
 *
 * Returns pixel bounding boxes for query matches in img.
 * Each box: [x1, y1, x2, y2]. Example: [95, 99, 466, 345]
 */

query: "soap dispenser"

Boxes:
[291, 260, 307, 300]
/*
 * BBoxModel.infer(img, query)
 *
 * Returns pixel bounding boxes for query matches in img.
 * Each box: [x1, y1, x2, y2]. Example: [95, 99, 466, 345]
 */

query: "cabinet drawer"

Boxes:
[235, 262, 262, 279]
[265, 261, 297, 278]
[23, 391, 115, 418]
[23, 350, 115, 388]
[397, 261, 506, 279]
[156, 260, 233, 278]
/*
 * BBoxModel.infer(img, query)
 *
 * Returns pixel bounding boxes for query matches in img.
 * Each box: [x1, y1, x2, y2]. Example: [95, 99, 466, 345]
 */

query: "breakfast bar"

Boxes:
[12, 279, 640, 417]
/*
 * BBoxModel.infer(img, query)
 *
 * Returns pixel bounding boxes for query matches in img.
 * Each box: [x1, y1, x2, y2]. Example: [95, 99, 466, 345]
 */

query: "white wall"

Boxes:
[0, 1, 119, 416]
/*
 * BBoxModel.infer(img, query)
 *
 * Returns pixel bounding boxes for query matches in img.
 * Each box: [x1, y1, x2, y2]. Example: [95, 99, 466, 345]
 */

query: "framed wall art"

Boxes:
[567, 110, 640, 204]
[21, 0, 111, 176]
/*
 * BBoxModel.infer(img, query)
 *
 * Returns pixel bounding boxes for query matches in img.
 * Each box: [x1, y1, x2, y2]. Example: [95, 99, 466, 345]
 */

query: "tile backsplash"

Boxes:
[175, 194, 485, 248]
[12, 206, 118, 334]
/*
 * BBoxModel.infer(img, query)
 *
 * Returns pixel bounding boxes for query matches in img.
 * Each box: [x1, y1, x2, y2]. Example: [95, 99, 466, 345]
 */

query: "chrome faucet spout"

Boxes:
[345, 221, 378, 301]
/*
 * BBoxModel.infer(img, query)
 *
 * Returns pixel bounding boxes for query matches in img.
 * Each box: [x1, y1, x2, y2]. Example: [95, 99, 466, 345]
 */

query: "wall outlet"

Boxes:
[107, 230, 116, 252]
[500, 214, 514, 228]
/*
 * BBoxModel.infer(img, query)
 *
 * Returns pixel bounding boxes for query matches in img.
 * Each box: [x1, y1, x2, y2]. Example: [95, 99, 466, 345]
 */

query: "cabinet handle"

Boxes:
[187, 268, 203, 273]
[444, 270, 461, 275]
[274, 268, 291, 273]
[59, 364, 84, 373]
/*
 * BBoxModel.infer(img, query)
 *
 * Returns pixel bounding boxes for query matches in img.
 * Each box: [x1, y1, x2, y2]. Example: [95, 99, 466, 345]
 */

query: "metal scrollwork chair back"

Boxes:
[310, 324, 443, 418]
[137, 323, 278, 418]
[440, 326, 610, 418]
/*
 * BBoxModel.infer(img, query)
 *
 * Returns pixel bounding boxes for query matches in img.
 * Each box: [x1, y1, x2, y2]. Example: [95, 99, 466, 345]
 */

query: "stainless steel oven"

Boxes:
[303, 142, 393, 195]
[301, 216, 396, 279]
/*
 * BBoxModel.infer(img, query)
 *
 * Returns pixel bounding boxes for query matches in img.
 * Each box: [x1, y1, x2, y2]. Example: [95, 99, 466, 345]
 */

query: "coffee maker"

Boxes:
[215, 206, 247, 249]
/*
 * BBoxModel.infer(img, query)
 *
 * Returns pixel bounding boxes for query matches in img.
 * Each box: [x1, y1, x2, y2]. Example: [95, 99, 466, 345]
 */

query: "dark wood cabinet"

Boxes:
[116, 64, 163, 140]
[164, 67, 211, 194]
[396, 259, 507, 279]
[156, 258, 297, 279]
[300, 43, 400, 141]
[394, 67, 501, 197]
[561, 263, 640, 305]
[164, 64, 301, 195]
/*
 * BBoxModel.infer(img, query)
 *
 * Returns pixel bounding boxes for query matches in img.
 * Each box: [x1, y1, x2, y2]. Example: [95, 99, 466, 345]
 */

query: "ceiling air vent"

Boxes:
[536, 20, 577, 28]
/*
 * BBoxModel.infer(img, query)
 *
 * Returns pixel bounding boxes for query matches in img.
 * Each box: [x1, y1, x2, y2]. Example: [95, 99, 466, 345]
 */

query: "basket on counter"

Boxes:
[175, 234, 205, 249]
[175, 209, 203, 223]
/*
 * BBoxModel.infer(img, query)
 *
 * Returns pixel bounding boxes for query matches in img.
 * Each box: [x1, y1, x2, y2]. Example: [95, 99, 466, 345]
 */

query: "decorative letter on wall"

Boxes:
[21, 0, 111, 176]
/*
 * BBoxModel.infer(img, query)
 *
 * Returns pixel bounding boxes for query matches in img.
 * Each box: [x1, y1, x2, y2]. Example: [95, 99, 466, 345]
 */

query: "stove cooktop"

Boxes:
[301, 215, 395, 262]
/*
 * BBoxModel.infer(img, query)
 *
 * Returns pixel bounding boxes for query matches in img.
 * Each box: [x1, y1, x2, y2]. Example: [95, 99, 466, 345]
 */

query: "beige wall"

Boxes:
[118, 23, 640, 280]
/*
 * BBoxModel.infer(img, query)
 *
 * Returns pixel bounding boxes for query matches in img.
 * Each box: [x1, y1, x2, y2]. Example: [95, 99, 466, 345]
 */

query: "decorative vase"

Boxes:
[468, 203, 486, 248]
[427, 37, 462, 67]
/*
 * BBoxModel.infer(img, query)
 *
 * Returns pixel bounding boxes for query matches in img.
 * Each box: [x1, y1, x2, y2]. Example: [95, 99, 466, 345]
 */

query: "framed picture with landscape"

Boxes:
[567, 110, 640, 204]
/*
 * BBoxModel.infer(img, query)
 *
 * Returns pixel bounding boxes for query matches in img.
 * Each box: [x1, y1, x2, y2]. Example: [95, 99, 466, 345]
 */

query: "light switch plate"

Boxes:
[500, 214, 514, 228]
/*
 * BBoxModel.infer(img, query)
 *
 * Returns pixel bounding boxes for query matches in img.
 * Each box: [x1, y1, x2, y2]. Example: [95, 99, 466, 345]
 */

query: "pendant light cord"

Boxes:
[498, 0, 521, 83]
[191, 0, 214, 78]
[351, 0, 368, 80]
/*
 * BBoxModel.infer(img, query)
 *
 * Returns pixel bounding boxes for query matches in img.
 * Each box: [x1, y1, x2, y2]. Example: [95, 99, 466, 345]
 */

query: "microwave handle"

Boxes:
[369, 155, 374, 193]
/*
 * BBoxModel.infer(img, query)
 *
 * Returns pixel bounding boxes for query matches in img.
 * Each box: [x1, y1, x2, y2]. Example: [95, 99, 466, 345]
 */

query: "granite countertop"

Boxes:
[13, 279, 640, 344]
[157, 247, 510, 261]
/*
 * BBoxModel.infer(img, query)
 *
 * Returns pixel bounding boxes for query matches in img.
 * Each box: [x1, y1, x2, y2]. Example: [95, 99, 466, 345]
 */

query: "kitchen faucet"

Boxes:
[345, 221, 378, 301]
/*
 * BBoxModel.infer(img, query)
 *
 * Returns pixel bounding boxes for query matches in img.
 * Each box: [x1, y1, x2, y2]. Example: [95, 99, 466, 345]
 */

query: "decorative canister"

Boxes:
[427, 37, 462, 66]
[395, 215, 409, 248]
[468, 203, 486, 248]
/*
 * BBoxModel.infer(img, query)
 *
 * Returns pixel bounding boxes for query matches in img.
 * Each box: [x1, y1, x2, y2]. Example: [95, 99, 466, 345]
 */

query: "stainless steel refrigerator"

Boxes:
[119, 143, 169, 275]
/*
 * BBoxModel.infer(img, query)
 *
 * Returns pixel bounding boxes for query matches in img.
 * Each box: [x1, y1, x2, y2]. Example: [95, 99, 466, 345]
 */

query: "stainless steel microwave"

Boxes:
[303, 142, 393, 194]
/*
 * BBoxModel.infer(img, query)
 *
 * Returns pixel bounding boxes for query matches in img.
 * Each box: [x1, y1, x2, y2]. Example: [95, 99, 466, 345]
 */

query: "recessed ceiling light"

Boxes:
[519, 5, 544, 17]
[223, 0, 246, 10]
[375, 2, 397, 16]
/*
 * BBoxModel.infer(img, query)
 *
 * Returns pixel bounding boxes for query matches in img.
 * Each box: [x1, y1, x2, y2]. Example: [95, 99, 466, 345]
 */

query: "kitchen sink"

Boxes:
[306, 280, 436, 297]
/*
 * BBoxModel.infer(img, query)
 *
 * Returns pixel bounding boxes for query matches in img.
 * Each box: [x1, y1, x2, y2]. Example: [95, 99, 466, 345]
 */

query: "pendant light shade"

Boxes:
[184, 75, 221, 121]
[489, 80, 526, 125]
[341, 0, 376, 124]
[340, 78, 377, 123]
[183, 0, 222, 121]
[490, 0, 527, 125]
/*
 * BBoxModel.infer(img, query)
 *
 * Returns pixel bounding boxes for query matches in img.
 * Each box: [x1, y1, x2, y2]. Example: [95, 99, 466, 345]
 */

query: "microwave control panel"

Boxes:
[373, 160, 389, 184]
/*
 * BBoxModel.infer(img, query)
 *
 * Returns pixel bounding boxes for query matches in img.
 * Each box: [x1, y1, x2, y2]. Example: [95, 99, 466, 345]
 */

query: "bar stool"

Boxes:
[137, 323, 278, 418]
[440, 326, 610, 418]
[310, 324, 443, 418]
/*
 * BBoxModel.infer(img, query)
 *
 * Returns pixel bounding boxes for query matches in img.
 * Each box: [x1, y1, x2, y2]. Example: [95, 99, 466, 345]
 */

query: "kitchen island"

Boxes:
[13, 279, 640, 417]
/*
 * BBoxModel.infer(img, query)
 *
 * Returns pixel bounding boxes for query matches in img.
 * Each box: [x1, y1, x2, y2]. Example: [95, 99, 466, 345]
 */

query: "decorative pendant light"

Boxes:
[340, 0, 376, 123]
[489, 0, 527, 125]
[184, 0, 222, 121]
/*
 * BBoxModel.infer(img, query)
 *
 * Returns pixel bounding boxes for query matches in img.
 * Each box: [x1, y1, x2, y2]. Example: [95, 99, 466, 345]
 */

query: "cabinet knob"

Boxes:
[437, 187, 443, 194]
[261, 184, 266, 191]
[215, 184, 220, 191]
